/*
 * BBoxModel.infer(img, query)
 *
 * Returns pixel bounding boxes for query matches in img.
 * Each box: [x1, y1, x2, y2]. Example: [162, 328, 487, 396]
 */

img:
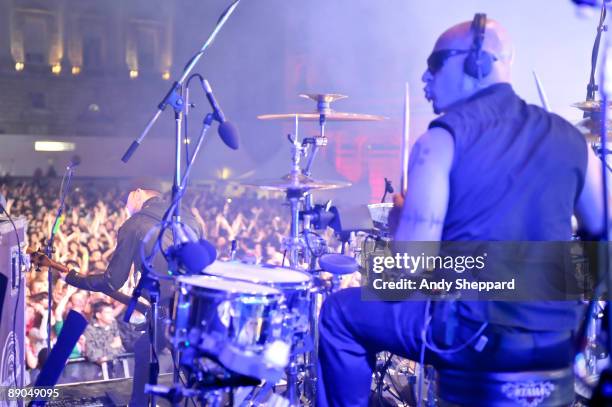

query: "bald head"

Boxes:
[422, 17, 514, 114]
[435, 18, 514, 83]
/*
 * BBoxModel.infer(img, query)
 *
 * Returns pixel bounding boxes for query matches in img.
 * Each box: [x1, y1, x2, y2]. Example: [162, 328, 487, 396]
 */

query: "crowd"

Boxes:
[1, 175, 297, 382]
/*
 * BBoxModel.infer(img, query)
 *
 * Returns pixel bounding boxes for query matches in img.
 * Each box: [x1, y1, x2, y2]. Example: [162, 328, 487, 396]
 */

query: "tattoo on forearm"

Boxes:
[408, 143, 430, 172]
[401, 211, 444, 228]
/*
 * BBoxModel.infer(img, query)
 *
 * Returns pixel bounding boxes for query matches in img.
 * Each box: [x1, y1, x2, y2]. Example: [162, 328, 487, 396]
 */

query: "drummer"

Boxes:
[316, 15, 605, 406]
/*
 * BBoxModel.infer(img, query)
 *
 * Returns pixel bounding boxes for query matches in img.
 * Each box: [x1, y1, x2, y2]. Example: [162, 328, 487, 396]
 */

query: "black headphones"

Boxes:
[463, 13, 495, 80]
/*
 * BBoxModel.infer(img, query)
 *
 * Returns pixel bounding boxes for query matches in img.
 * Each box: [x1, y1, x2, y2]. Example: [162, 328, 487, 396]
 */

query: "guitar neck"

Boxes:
[48, 260, 150, 315]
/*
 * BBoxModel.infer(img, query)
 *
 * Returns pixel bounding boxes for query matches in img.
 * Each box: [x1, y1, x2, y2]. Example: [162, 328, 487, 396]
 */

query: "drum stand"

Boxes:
[279, 106, 336, 406]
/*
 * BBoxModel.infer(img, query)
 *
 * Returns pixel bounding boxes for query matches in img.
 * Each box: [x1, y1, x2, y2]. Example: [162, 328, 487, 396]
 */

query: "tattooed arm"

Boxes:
[394, 127, 454, 241]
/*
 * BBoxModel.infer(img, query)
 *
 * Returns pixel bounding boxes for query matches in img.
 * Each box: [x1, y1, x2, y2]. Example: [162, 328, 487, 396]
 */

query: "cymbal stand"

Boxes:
[283, 116, 307, 268]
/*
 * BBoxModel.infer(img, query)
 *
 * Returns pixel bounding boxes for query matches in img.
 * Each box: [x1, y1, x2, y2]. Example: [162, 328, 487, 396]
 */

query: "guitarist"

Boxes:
[60, 178, 203, 406]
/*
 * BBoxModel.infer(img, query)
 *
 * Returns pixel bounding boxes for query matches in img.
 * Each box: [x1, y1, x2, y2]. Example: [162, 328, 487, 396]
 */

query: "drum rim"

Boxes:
[204, 261, 313, 290]
[176, 275, 283, 298]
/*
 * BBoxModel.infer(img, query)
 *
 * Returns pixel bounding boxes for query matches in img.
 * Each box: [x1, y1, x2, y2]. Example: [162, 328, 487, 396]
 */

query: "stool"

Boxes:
[437, 367, 574, 407]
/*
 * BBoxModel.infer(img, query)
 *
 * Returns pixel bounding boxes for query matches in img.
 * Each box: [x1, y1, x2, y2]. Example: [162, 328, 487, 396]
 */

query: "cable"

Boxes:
[303, 229, 324, 258]
[183, 73, 206, 166]
[415, 300, 488, 406]
[421, 300, 488, 355]
[171, 351, 197, 407]
[586, 3, 607, 101]
[1, 204, 23, 386]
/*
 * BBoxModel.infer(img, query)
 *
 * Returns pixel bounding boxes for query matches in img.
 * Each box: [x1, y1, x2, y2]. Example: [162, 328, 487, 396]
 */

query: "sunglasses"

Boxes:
[426, 49, 470, 74]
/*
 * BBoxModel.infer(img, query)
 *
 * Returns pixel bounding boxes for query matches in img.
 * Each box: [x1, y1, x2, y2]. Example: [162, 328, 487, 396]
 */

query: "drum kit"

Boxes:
[151, 93, 391, 406]
[136, 89, 612, 406]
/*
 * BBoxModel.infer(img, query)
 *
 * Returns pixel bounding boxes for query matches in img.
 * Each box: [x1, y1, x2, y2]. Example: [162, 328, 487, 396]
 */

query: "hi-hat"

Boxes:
[257, 112, 387, 122]
[572, 100, 612, 113]
[575, 117, 612, 134]
[574, 117, 612, 144]
[242, 172, 351, 192]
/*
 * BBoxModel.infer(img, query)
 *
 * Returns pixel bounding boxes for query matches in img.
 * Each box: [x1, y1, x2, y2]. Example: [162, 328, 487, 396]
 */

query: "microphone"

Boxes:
[384, 177, 394, 194]
[67, 155, 81, 170]
[203, 79, 240, 150]
[168, 223, 217, 274]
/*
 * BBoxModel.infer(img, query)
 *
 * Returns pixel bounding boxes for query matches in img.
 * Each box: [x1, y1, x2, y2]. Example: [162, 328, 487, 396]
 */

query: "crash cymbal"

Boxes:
[242, 172, 351, 192]
[572, 100, 612, 113]
[257, 112, 387, 122]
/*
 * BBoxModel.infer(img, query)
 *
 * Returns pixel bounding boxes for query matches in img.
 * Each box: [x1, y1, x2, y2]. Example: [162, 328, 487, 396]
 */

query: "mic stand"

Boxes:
[586, 2, 607, 104]
[126, 113, 215, 407]
[381, 177, 393, 203]
[128, 266, 161, 407]
[44, 164, 76, 352]
[120, 0, 241, 164]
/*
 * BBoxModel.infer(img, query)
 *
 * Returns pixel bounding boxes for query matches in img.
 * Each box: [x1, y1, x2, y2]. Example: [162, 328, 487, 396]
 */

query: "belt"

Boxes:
[482, 325, 572, 350]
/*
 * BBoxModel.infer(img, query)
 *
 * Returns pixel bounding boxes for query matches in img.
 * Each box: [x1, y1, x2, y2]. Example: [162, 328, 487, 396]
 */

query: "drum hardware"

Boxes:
[116, 1, 244, 403]
[202, 262, 315, 405]
[170, 275, 290, 388]
[145, 373, 261, 406]
[162, 91, 384, 404]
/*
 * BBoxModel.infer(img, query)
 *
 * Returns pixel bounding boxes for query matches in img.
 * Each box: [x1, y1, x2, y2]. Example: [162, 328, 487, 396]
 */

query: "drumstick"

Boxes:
[401, 82, 410, 195]
[532, 70, 551, 112]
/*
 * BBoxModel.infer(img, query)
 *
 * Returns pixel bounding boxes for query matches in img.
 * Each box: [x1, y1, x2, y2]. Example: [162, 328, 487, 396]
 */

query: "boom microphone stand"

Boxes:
[120, 2, 241, 406]
[44, 159, 79, 352]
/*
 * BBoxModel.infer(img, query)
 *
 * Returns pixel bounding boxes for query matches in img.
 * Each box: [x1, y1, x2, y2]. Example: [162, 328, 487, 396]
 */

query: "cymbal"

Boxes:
[572, 100, 612, 113]
[300, 93, 348, 113]
[242, 173, 351, 192]
[575, 117, 612, 134]
[257, 112, 387, 122]
[574, 118, 612, 144]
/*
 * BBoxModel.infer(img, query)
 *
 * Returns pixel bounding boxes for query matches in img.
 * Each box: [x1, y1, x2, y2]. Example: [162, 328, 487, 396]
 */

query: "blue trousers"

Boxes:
[316, 288, 574, 407]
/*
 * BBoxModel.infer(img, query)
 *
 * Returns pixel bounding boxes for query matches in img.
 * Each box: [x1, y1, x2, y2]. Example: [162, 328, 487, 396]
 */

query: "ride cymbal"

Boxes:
[242, 172, 351, 192]
[257, 112, 387, 122]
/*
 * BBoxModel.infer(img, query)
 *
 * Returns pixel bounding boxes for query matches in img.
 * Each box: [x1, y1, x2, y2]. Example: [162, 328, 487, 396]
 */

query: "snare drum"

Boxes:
[172, 275, 289, 380]
[204, 262, 313, 333]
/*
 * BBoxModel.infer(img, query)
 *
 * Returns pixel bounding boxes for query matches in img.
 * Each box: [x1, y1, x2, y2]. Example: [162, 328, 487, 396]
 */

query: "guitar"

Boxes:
[28, 248, 151, 315]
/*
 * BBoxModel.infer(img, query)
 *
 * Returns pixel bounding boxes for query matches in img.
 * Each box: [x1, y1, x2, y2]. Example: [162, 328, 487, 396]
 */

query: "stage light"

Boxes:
[15, 62, 24, 71]
[34, 141, 76, 152]
[51, 64, 62, 75]
[217, 167, 232, 180]
[129, 69, 139, 79]
[71, 66, 81, 75]
[162, 71, 170, 80]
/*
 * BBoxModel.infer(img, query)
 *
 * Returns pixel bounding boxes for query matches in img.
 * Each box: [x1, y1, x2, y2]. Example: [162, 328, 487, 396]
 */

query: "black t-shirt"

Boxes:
[67, 197, 203, 305]
[429, 83, 588, 331]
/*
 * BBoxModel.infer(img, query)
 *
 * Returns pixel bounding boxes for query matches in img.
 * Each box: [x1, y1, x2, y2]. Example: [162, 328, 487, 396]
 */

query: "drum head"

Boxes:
[176, 274, 281, 297]
[205, 261, 312, 288]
